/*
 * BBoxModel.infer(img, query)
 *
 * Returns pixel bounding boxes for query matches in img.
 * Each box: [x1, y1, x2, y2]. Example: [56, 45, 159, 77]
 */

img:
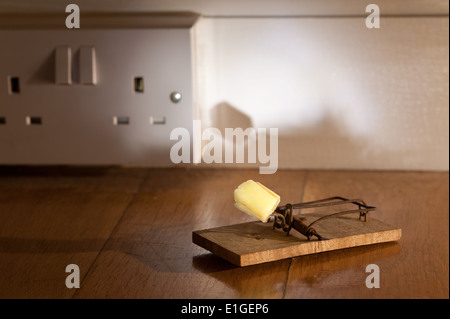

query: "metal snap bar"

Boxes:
[271, 197, 376, 240]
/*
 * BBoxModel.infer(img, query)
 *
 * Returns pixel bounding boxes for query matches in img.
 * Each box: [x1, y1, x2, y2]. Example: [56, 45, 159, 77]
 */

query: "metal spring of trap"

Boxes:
[271, 196, 376, 241]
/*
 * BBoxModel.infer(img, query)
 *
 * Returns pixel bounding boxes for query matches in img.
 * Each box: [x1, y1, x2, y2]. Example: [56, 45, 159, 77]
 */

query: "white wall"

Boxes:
[1, 1, 448, 171]
[192, 16, 449, 171]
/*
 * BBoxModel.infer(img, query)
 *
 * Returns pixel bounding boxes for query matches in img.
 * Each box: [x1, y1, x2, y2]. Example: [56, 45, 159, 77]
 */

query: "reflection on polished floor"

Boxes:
[0, 166, 448, 298]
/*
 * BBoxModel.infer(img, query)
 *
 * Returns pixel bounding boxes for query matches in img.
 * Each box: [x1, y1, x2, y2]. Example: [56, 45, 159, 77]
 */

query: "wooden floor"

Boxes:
[0, 166, 448, 299]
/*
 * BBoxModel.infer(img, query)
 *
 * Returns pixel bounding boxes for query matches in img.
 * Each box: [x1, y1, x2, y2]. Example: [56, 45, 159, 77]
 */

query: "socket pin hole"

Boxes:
[26, 116, 42, 125]
[134, 77, 144, 93]
[113, 116, 130, 125]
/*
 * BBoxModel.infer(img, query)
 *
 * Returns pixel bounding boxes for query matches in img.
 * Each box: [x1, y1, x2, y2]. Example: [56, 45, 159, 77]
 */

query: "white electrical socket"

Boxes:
[0, 27, 194, 166]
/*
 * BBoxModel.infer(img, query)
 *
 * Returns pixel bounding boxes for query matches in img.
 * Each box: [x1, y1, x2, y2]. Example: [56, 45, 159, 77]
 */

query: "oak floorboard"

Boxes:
[74, 168, 306, 298]
[284, 170, 449, 299]
[0, 166, 146, 298]
[0, 167, 447, 299]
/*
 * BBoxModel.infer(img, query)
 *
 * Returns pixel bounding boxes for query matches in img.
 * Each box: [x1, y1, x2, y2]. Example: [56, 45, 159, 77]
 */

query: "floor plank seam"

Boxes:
[281, 172, 306, 299]
[299, 171, 309, 203]
[70, 170, 150, 298]
[282, 258, 293, 299]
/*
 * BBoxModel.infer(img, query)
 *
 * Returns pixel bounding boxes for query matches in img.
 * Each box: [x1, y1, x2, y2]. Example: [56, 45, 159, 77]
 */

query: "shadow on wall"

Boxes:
[206, 101, 405, 170]
[274, 107, 408, 170]
[210, 101, 253, 139]
[207, 102, 257, 168]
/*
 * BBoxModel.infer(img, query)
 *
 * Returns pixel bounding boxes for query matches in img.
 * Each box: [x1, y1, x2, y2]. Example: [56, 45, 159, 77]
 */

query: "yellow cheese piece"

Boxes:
[234, 180, 280, 223]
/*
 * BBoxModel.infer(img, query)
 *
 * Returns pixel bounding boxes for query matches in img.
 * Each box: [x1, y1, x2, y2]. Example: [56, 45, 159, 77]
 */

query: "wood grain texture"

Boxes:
[284, 170, 449, 299]
[193, 213, 401, 266]
[73, 169, 305, 298]
[0, 166, 146, 298]
[0, 167, 447, 299]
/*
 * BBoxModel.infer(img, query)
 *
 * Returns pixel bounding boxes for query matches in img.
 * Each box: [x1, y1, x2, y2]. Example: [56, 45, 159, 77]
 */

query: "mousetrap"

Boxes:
[193, 196, 402, 267]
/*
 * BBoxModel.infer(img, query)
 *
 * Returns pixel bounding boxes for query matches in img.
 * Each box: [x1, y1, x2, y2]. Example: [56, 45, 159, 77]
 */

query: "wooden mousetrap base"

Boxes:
[192, 213, 401, 267]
